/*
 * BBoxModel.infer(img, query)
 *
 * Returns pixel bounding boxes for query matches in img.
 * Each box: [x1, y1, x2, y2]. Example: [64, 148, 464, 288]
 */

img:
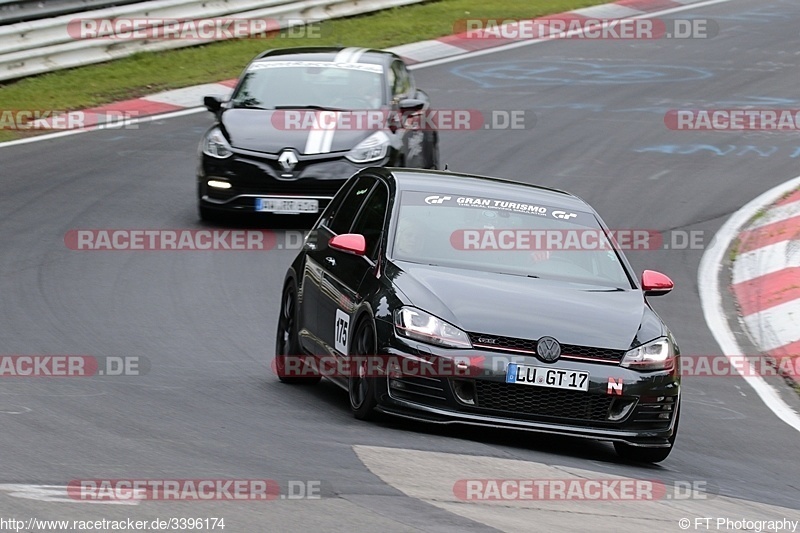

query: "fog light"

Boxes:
[208, 180, 231, 189]
[607, 398, 636, 421]
[452, 379, 476, 405]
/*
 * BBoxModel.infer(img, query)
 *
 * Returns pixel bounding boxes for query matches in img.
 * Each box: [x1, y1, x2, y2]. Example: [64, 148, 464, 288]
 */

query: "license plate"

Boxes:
[256, 198, 318, 213]
[505, 363, 589, 391]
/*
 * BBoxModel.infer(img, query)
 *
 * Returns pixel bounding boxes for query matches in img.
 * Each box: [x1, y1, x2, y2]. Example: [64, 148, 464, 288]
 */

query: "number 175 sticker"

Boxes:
[335, 309, 350, 354]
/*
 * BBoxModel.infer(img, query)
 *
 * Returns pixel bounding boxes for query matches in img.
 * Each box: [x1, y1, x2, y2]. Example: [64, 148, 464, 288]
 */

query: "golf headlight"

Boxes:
[346, 131, 390, 163]
[203, 128, 233, 159]
[394, 307, 472, 349]
[620, 337, 674, 371]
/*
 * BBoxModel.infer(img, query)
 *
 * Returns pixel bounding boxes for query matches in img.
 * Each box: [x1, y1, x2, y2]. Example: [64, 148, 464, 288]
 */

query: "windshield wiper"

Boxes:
[233, 103, 273, 111]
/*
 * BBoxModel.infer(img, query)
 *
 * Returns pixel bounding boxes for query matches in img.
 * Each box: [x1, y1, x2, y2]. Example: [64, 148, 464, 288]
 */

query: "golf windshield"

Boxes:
[392, 191, 634, 288]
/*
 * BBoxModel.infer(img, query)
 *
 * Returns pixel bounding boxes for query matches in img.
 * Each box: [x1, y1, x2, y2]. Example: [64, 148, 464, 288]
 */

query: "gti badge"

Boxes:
[278, 149, 299, 173]
[536, 336, 561, 363]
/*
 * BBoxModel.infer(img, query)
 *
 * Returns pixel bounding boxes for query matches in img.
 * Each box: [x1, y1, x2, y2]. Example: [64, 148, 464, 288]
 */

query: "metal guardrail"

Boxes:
[0, 0, 145, 26]
[0, 0, 424, 81]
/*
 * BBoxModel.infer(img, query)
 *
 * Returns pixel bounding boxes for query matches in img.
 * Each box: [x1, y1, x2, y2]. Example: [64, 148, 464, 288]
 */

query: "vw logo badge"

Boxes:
[537, 336, 561, 363]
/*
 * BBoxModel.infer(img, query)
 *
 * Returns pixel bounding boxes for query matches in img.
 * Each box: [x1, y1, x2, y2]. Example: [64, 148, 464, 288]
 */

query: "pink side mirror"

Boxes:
[329, 234, 366, 255]
[641, 270, 674, 296]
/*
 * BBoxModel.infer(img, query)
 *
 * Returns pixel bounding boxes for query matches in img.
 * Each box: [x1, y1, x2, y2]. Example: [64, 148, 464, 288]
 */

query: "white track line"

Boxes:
[0, 108, 205, 148]
[699, 175, 800, 433]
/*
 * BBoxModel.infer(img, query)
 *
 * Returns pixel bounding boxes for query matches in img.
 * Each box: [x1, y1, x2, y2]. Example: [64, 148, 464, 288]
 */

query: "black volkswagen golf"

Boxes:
[197, 47, 439, 221]
[275, 168, 681, 462]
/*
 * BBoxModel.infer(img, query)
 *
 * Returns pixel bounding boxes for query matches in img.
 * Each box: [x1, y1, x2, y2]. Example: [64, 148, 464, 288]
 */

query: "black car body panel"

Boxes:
[278, 168, 680, 458]
[389, 262, 662, 349]
[219, 109, 374, 154]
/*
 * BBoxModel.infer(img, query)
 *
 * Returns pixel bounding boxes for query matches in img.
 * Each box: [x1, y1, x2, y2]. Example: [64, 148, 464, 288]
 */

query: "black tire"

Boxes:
[614, 406, 680, 463]
[348, 318, 379, 420]
[275, 282, 320, 385]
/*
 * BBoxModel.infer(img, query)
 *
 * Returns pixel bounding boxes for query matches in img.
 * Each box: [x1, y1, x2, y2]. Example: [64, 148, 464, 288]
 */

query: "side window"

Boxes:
[328, 176, 376, 235]
[316, 178, 355, 230]
[390, 61, 412, 100]
[350, 184, 389, 260]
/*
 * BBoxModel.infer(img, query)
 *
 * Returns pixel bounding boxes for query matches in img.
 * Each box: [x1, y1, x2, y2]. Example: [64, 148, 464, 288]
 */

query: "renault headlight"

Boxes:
[203, 127, 233, 159]
[346, 131, 390, 163]
[394, 307, 472, 349]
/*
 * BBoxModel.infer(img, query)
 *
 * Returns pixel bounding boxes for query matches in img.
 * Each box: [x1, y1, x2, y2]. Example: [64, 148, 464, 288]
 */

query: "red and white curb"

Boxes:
[732, 189, 800, 381]
[700, 176, 800, 433]
[17, 0, 712, 132]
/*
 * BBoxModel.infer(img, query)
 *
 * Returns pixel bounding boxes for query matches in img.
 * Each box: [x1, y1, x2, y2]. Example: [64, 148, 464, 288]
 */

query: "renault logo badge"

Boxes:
[537, 336, 561, 363]
[278, 149, 299, 172]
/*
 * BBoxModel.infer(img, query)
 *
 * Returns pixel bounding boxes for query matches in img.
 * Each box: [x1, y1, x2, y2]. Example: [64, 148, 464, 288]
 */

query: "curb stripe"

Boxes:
[388, 40, 467, 63]
[769, 341, 800, 379]
[742, 298, 800, 353]
[776, 189, 800, 207]
[732, 240, 800, 285]
[142, 83, 234, 108]
[744, 200, 800, 232]
[733, 267, 800, 316]
[572, 4, 645, 18]
[618, 0, 683, 9]
[737, 215, 800, 254]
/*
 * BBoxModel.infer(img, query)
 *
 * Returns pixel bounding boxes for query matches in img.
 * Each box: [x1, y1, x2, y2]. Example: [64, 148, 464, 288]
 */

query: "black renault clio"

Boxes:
[197, 47, 439, 221]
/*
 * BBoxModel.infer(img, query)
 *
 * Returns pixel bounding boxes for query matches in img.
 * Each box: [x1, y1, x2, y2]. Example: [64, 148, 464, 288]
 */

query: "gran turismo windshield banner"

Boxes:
[403, 190, 596, 227]
[248, 61, 384, 73]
